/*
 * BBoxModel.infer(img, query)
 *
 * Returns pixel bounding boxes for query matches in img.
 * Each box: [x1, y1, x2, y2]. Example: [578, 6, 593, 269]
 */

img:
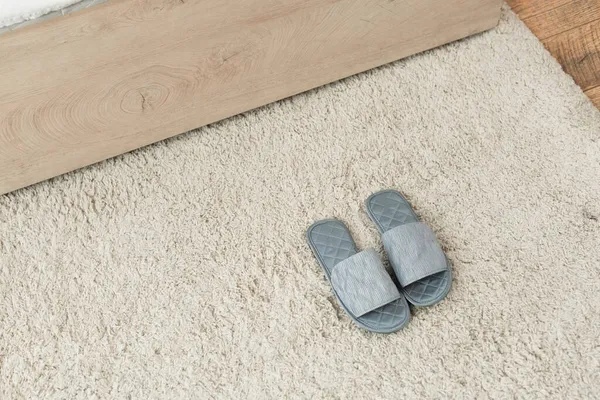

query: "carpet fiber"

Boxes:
[1, 7, 599, 398]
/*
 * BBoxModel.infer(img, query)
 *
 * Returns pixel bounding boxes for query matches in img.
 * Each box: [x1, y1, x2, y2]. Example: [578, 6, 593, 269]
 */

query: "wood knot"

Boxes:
[121, 84, 168, 114]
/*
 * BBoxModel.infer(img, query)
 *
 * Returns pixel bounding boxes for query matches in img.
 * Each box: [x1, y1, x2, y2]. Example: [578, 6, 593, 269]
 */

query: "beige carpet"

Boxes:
[1, 6, 600, 399]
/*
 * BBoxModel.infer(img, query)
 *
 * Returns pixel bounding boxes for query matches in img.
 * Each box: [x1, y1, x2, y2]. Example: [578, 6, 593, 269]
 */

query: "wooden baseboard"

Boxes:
[0, 0, 501, 195]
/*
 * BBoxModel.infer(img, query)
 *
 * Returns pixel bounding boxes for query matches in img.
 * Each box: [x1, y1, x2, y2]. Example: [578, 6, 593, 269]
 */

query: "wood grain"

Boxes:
[586, 85, 600, 108]
[544, 19, 600, 91]
[0, 0, 502, 195]
[523, 0, 600, 40]
[505, 0, 572, 19]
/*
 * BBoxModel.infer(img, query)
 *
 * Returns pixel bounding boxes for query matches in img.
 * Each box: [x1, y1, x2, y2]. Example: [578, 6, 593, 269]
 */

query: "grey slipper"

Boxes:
[365, 190, 452, 307]
[306, 219, 410, 333]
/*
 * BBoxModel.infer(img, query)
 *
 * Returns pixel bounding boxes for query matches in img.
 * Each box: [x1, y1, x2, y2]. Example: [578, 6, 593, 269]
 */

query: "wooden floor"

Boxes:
[507, 0, 600, 109]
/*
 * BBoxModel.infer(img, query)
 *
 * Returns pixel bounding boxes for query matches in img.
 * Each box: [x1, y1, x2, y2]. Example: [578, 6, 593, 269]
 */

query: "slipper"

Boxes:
[365, 190, 452, 307]
[306, 219, 410, 333]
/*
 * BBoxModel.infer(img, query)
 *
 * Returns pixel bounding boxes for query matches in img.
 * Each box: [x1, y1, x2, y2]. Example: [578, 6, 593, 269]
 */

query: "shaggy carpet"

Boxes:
[1, 6, 599, 399]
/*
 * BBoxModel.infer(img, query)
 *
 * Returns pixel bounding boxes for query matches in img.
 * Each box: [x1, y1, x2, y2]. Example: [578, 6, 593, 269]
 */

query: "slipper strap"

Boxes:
[382, 222, 447, 287]
[331, 249, 401, 317]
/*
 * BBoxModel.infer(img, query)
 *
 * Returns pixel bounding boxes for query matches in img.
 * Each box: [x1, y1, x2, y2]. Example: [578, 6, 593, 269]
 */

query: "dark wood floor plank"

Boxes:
[506, 0, 572, 19]
[543, 19, 600, 91]
[524, 0, 600, 40]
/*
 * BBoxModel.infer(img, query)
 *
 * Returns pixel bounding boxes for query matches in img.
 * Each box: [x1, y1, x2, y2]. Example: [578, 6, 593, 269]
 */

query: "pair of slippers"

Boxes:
[306, 190, 452, 333]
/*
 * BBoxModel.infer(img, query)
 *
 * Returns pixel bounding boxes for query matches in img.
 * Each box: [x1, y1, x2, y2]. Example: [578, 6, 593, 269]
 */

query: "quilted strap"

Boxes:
[382, 222, 447, 287]
[330, 249, 401, 317]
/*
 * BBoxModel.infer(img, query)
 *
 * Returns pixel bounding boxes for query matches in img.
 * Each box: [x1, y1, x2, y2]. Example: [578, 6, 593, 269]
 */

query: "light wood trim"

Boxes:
[0, 0, 501, 195]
